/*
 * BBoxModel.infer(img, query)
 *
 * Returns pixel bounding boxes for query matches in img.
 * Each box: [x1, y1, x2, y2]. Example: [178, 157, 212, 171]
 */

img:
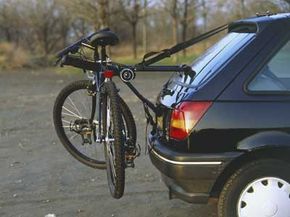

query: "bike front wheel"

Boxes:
[102, 81, 125, 199]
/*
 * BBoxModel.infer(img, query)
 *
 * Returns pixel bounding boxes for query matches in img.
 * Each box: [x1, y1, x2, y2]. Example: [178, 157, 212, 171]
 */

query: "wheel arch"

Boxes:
[236, 131, 290, 151]
[210, 146, 290, 198]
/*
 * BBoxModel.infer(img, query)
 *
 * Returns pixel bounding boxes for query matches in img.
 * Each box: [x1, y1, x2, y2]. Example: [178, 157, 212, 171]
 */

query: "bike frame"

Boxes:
[85, 52, 176, 144]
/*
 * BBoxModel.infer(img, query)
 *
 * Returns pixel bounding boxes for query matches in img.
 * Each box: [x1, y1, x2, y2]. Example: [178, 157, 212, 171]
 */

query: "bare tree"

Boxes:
[181, 0, 189, 56]
[119, 0, 142, 59]
[0, 2, 12, 42]
[98, 0, 110, 28]
[240, 0, 246, 17]
[25, 0, 68, 56]
[201, 0, 207, 32]
[62, 0, 100, 30]
[201, 0, 207, 50]
[56, 1, 73, 48]
[0, 0, 21, 44]
[171, 0, 179, 46]
[160, 0, 179, 61]
[142, 0, 148, 53]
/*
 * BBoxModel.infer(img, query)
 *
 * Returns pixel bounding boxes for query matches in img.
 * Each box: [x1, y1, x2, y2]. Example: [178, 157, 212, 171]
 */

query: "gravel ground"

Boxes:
[0, 69, 216, 217]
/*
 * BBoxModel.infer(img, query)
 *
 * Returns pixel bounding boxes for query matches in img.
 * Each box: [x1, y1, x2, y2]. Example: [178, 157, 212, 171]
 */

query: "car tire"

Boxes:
[218, 159, 290, 217]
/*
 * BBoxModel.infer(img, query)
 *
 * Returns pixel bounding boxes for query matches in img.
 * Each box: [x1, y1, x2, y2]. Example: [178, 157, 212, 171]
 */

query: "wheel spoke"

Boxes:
[267, 178, 277, 188]
[62, 112, 82, 119]
[110, 144, 117, 179]
[78, 90, 89, 116]
[107, 144, 117, 179]
[241, 192, 255, 206]
[62, 106, 82, 119]
[69, 133, 79, 140]
[282, 184, 290, 194]
[68, 96, 82, 117]
[62, 119, 71, 124]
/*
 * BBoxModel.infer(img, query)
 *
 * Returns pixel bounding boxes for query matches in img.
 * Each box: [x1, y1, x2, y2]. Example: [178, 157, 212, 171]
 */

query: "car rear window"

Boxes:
[185, 32, 255, 87]
[247, 39, 290, 93]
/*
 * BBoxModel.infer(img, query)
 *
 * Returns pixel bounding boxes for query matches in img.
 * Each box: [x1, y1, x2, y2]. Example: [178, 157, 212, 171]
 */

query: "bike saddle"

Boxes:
[89, 29, 119, 47]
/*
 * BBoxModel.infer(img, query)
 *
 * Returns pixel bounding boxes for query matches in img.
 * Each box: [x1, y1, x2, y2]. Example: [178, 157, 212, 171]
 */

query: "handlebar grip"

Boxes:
[61, 55, 102, 72]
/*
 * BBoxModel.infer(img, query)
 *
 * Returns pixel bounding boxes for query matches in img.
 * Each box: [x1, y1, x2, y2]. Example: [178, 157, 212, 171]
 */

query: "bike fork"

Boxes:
[91, 73, 103, 143]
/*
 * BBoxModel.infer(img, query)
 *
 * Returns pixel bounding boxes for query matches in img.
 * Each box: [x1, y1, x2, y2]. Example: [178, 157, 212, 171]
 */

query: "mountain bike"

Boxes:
[53, 26, 227, 198]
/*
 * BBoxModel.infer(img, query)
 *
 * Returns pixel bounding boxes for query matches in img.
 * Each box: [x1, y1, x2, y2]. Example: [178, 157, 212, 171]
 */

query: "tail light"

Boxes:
[169, 101, 212, 140]
[103, 70, 114, 78]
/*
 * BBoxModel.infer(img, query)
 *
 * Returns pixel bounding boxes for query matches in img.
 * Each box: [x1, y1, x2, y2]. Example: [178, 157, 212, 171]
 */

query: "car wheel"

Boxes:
[218, 159, 290, 217]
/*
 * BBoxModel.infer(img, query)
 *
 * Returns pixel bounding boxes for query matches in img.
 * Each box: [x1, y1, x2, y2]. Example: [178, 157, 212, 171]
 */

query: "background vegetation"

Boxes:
[1, 0, 290, 69]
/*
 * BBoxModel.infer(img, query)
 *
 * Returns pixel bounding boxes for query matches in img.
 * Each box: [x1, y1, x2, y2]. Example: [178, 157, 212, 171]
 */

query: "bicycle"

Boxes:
[53, 26, 227, 198]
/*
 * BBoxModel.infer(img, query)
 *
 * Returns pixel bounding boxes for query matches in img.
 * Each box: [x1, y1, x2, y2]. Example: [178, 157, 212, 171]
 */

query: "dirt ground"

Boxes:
[0, 69, 216, 217]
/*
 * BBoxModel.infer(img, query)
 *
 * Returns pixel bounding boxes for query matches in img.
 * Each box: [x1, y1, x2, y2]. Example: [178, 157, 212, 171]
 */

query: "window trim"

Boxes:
[244, 32, 290, 96]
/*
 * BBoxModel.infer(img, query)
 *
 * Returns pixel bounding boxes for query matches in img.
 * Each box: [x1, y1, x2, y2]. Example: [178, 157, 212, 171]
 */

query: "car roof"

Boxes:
[229, 13, 290, 33]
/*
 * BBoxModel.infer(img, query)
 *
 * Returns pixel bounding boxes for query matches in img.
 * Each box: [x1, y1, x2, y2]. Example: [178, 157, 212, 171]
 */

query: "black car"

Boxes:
[149, 13, 290, 217]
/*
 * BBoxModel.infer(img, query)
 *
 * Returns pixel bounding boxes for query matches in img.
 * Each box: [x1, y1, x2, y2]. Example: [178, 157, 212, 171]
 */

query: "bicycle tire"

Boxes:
[102, 81, 125, 198]
[53, 80, 136, 170]
[119, 97, 137, 157]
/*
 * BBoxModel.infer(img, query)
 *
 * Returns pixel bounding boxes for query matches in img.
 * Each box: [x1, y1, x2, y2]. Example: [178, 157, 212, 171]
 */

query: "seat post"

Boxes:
[101, 46, 107, 62]
[94, 46, 100, 61]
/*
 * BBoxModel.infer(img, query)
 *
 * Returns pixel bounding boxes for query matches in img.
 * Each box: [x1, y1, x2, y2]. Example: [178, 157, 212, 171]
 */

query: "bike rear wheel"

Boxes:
[53, 80, 136, 170]
[102, 81, 125, 198]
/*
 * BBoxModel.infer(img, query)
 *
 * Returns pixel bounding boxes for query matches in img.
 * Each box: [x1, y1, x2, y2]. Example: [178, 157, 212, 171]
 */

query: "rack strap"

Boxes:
[138, 24, 228, 66]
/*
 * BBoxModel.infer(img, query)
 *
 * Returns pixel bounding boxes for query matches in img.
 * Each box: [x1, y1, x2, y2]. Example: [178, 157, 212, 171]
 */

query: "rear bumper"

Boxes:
[149, 133, 242, 203]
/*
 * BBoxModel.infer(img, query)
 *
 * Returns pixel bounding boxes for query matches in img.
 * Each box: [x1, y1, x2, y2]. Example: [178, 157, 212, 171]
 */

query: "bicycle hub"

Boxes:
[120, 68, 135, 82]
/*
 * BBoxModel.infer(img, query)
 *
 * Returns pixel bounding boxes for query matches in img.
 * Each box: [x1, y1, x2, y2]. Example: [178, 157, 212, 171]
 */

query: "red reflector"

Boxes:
[103, 70, 114, 78]
[169, 101, 212, 140]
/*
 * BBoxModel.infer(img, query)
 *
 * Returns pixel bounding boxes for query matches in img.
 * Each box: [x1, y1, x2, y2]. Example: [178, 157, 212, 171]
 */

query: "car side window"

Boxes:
[248, 40, 290, 92]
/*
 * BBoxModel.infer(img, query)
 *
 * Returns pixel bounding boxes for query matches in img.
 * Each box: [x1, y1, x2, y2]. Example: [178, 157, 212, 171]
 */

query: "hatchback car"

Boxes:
[149, 13, 290, 217]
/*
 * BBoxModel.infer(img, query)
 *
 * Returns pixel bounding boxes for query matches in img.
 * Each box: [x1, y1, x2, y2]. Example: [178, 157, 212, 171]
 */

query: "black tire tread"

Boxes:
[103, 81, 125, 199]
[119, 97, 137, 146]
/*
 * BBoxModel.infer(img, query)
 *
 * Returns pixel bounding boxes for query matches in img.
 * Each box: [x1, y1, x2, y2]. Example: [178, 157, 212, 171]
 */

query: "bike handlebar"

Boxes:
[56, 37, 87, 59]
[61, 55, 103, 72]
[61, 55, 194, 73]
